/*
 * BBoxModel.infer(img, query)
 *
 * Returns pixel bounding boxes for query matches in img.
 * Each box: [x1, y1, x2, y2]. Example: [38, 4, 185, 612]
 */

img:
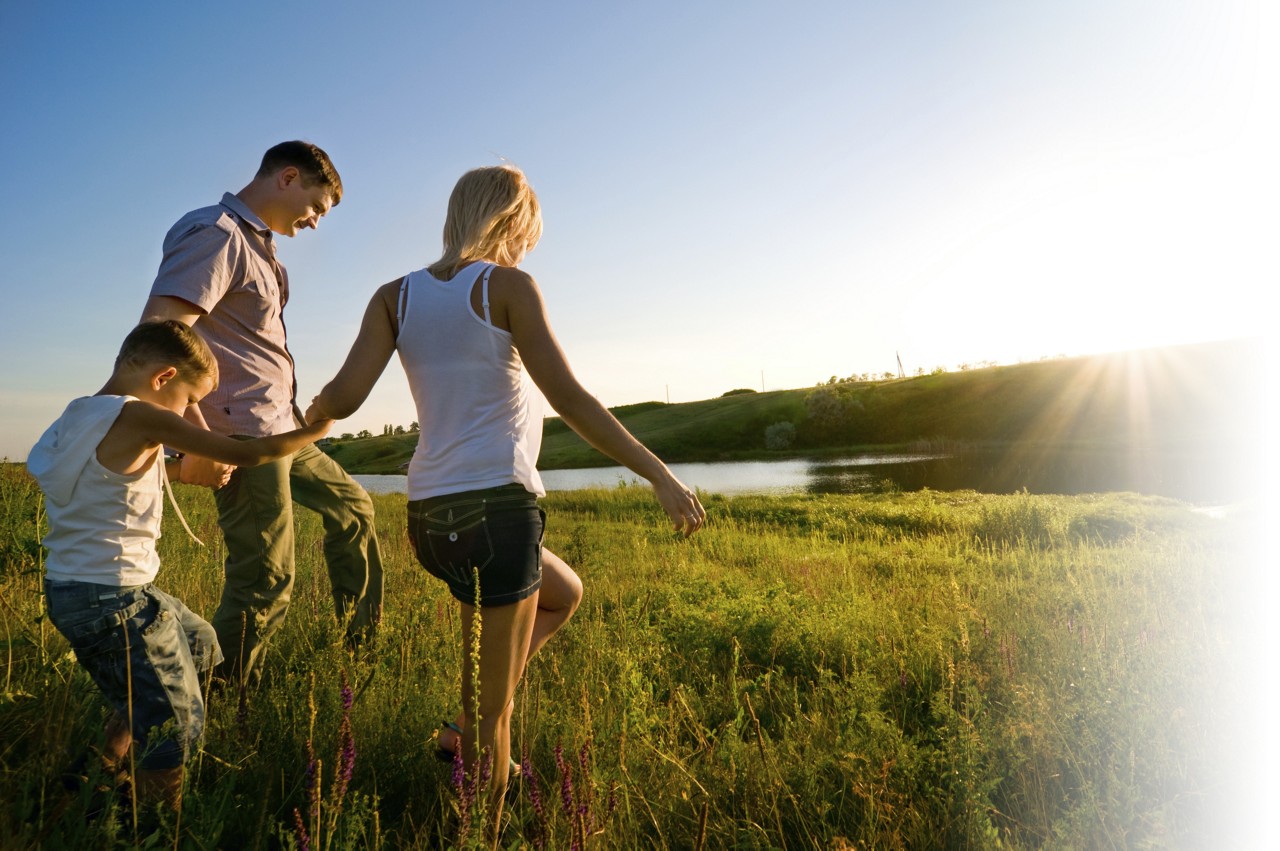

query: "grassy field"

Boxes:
[0, 462, 1263, 848]
[321, 338, 1259, 476]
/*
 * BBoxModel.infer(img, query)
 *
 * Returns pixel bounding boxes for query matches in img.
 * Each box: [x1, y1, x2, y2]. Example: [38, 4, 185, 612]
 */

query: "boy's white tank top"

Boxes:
[396, 262, 545, 500]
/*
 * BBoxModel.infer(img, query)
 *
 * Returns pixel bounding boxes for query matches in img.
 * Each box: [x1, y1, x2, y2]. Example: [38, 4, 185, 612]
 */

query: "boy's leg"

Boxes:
[103, 710, 132, 769]
[135, 766, 184, 811]
[288, 443, 384, 643]
[45, 582, 206, 810]
[132, 588, 215, 812]
[211, 454, 296, 684]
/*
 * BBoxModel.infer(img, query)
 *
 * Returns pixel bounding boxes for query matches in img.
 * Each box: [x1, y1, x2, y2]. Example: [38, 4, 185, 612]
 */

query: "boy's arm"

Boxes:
[306, 282, 400, 422]
[120, 402, 333, 467]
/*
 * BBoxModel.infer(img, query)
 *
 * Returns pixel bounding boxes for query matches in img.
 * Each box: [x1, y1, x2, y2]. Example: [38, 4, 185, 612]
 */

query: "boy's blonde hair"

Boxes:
[427, 165, 542, 279]
[116, 320, 219, 388]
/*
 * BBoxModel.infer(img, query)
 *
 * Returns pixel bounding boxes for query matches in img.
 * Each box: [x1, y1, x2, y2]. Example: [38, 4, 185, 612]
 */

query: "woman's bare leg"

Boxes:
[459, 594, 538, 840]
[524, 548, 583, 661]
[440, 549, 582, 754]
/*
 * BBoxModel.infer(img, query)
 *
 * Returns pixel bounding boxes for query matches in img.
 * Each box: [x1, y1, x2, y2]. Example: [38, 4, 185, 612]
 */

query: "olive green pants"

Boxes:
[211, 442, 383, 684]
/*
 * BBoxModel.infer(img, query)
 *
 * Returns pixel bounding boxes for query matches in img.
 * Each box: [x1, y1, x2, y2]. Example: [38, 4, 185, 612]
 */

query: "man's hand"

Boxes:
[179, 454, 235, 489]
[304, 398, 331, 426]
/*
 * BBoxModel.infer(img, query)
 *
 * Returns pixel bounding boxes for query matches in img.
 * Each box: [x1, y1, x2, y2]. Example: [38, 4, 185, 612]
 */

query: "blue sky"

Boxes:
[1, 0, 1274, 460]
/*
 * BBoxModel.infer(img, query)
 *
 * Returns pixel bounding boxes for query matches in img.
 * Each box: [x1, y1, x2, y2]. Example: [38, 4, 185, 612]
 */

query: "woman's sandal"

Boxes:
[435, 720, 520, 776]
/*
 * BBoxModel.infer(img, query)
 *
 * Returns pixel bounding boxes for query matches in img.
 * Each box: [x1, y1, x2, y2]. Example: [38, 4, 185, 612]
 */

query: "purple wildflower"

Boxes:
[332, 717, 355, 804]
[451, 744, 465, 796]
[292, 806, 311, 851]
[523, 755, 545, 824]
[579, 741, 594, 829]
[341, 682, 354, 712]
[303, 752, 319, 820]
[555, 744, 574, 817]
[606, 784, 618, 817]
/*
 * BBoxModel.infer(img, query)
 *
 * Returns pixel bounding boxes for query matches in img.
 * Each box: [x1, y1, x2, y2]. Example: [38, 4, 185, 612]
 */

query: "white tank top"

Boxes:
[396, 262, 545, 500]
[32, 395, 165, 585]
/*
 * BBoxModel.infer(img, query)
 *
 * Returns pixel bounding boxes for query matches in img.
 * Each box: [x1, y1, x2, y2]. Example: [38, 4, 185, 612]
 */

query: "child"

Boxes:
[28, 320, 332, 813]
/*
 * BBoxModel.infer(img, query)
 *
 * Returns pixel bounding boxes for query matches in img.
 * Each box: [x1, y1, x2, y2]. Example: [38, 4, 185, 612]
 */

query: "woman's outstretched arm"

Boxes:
[307, 280, 403, 423]
[497, 268, 706, 536]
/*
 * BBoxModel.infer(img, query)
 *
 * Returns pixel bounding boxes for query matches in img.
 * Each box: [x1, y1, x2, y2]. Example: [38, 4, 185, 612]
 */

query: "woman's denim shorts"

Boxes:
[44, 579, 223, 769]
[407, 483, 545, 607]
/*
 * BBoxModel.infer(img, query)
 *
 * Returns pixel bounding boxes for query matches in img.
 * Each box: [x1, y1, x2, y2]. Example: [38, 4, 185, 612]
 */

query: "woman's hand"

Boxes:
[653, 475, 706, 537]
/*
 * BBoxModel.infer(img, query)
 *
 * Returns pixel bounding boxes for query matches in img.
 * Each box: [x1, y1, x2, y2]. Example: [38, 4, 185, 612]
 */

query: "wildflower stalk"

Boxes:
[325, 670, 357, 841]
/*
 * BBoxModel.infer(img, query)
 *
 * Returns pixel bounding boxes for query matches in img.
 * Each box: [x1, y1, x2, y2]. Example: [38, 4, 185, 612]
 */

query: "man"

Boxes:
[142, 141, 383, 685]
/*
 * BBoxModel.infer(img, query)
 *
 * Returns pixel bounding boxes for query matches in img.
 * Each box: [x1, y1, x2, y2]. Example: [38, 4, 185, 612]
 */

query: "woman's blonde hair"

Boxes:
[427, 165, 543, 279]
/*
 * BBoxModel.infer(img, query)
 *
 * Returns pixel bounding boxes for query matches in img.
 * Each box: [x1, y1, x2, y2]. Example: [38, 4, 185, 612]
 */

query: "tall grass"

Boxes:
[0, 462, 1259, 848]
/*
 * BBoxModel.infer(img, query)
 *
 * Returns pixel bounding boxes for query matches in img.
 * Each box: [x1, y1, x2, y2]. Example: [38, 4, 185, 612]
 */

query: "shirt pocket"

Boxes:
[241, 276, 282, 330]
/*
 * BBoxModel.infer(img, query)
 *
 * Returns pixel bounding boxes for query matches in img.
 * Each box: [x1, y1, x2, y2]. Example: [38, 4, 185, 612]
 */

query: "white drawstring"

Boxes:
[160, 454, 205, 547]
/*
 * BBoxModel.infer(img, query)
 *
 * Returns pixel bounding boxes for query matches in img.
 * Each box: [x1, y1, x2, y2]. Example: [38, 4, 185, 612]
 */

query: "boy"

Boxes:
[28, 320, 331, 813]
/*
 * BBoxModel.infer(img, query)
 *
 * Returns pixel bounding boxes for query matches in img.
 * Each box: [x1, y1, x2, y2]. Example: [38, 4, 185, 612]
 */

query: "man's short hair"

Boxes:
[256, 141, 343, 205]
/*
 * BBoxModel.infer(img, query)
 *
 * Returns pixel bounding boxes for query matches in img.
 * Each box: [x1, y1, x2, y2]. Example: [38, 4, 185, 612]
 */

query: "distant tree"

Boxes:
[881, 371, 896, 381]
[393, 425, 406, 435]
[357, 429, 372, 439]
[409, 421, 420, 432]
[802, 384, 861, 444]
[340, 432, 354, 441]
[765, 421, 796, 450]
[931, 366, 946, 375]
[721, 388, 757, 396]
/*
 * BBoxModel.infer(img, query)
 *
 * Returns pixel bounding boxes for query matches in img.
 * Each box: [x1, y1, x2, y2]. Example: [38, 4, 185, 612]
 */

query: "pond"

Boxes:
[354, 446, 1252, 504]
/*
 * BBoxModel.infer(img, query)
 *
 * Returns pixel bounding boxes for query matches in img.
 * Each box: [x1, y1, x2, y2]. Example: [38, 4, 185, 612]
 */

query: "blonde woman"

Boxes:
[307, 165, 704, 826]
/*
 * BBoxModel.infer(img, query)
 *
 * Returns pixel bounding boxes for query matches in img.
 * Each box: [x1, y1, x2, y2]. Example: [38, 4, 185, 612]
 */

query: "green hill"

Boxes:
[321, 338, 1259, 474]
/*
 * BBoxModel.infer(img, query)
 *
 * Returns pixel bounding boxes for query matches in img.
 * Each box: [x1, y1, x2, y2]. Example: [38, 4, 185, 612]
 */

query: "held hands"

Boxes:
[304, 398, 330, 427]
[179, 454, 235, 489]
[653, 475, 706, 537]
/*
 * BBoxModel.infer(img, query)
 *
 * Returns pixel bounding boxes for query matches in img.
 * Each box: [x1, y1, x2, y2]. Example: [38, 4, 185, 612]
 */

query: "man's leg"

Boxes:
[211, 455, 296, 684]
[288, 443, 384, 643]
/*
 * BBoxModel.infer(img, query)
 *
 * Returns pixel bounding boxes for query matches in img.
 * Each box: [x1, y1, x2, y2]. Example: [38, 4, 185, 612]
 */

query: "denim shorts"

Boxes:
[44, 579, 223, 769]
[407, 484, 545, 607]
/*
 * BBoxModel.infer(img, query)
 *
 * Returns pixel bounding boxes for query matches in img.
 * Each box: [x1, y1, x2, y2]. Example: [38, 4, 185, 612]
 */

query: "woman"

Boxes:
[307, 164, 705, 825]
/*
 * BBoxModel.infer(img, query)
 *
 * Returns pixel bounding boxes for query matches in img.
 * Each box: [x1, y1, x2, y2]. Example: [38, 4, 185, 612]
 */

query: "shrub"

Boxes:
[764, 421, 796, 450]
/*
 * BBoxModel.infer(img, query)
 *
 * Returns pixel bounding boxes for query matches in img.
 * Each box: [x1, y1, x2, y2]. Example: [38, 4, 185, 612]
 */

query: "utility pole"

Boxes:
[896, 351, 906, 379]
[761, 370, 765, 392]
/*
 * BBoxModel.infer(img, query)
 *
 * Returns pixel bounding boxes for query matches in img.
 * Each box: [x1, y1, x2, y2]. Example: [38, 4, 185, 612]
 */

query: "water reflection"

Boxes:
[354, 447, 1251, 504]
[804, 447, 1249, 503]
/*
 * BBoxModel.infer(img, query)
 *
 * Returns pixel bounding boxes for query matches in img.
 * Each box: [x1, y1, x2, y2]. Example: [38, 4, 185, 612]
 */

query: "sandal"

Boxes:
[435, 720, 464, 764]
[435, 720, 520, 776]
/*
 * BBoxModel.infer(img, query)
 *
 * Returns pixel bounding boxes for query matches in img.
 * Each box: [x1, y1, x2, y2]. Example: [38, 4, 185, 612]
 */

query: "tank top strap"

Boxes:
[481, 264, 495, 325]
[397, 275, 411, 328]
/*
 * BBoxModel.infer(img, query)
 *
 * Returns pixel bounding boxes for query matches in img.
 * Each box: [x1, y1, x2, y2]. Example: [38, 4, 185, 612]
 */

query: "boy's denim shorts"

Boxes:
[44, 579, 223, 769]
[407, 483, 545, 607]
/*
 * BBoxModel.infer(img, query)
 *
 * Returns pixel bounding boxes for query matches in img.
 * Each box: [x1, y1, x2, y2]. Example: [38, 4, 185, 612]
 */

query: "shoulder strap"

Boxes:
[481, 264, 494, 324]
[397, 274, 411, 329]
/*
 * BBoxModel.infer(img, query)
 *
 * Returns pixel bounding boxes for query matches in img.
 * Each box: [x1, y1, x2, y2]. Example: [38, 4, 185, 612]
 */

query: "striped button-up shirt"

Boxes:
[149, 193, 301, 437]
